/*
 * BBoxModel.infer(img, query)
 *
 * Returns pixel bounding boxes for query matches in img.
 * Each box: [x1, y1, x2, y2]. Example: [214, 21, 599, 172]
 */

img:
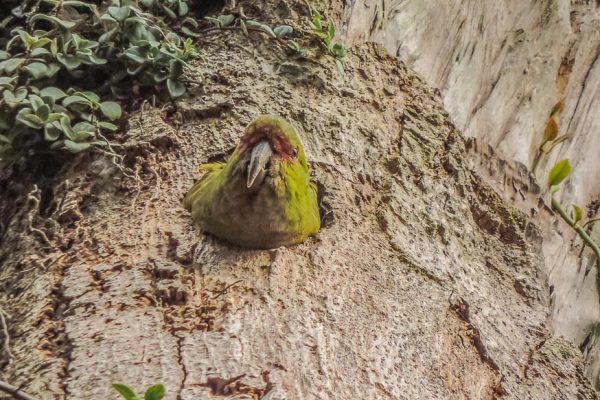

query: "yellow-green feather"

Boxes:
[183, 115, 320, 249]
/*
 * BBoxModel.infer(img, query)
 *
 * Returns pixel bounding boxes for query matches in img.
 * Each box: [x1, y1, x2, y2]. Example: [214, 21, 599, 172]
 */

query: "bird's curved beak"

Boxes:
[246, 139, 273, 190]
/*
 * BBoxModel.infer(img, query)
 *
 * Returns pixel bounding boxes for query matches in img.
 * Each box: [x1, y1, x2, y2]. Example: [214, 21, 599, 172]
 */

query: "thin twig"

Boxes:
[26, 185, 52, 247]
[0, 380, 40, 400]
[0, 308, 13, 364]
[583, 216, 600, 229]
[211, 280, 243, 299]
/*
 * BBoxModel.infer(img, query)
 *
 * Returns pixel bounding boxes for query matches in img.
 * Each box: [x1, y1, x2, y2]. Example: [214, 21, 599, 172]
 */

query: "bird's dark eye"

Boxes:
[291, 147, 299, 159]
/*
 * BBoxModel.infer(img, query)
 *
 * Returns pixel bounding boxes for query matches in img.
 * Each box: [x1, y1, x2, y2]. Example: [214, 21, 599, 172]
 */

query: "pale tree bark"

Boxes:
[344, 0, 600, 388]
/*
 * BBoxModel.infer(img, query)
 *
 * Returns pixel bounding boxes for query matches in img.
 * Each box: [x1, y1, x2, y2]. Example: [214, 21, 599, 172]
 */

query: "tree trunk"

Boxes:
[345, 0, 600, 389]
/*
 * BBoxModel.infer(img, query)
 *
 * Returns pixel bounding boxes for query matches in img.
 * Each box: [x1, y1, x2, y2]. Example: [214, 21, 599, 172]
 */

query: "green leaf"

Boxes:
[29, 94, 44, 111]
[14, 88, 28, 103]
[77, 91, 100, 104]
[218, 14, 235, 27]
[161, 4, 177, 19]
[169, 59, 184, 79]
[63, 1, 95, 9]
[0, 58, 24, 73]
[287, 40, 306, 56]
[30, 14, 76, 29]
[165, 32, 181, 46]
[2, 90, 17, 106]
[44, 123, 62, 141]
[0, 76, 15, 89]
[144, 384, 165, 400]
[310, 11, 322, 31]
[547, 159, 571, 187]
[63, 95, 91, 108]
[571, 205, 583, 224]
[166, 78, 185, 98]
[72, 121, 95, 133]
[327, 20, 335, 40]
[99, 121, 118, 131]
[112, 384, 140, 400]
[16, 108, 43, 129]
[108, 6, 131, 21]
[260, 24, 276, 38]
[0, 133, 11, 144]
[12, 29, 34, 48]
[274, 25, 293, 38]
[244, 20, 262, 28]
[181, 26, 200, 37]
[24, 62, 48, 79]
[31, 37, 52, 49]
[87, 53, 107, 65]
[125, 47, 148, 64]
[240, 19, 248, 36]
[204, 16, 221, 27]
[3, 88, 27, 107]
[45, 63, 61, 78]
[99, 27, 118, 43]
[36, 104, 50, 121]
[0, 51, 10, 60]
[63, 139, 91, 153]
[57, 54, 82, 70]
[45, 113, 63, 123]
[100, 13, 117, 24]
[59, 116, 75, 139]
[31, 47, 51, 57]
[245, 20, 276, 38]
[140, 0, 155, 7]
[183, 17, 198, 28]
[40, 95, 55, 110]
[335, 58, 345, 75]
[99, 101, 122, 121]
[40, 87, 67, 100]
[178, 1, 188, 16]
[331, 43, 347, 58]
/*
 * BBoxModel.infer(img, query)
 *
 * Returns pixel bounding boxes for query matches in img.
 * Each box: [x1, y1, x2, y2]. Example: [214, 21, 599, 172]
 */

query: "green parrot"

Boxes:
[183, 115, 321, 249]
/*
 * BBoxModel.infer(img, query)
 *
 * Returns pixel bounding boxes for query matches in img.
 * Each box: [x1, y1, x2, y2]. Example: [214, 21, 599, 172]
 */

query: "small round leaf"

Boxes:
[144, 384, 165, 400]
[273, 25, 293, 38]
[166, 78, 185, 98]
[99, 101, 122, 121]
[547, 159, 571, 187]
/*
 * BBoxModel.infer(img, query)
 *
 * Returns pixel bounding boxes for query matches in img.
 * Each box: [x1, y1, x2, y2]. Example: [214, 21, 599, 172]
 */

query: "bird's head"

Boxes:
[237, 115, 308, 191]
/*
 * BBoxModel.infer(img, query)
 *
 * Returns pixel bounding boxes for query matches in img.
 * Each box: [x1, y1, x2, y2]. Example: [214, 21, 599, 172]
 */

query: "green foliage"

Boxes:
[112, 383, 166, 400]
[571, 204, 583, 224]
[0, 0, 197, 169]
[548, 159, 571, 188]
[308, 10, 347, 74]
[196, 12, 306, 57]
[547, 159, 600, 268]
[202, 13, 295, 42]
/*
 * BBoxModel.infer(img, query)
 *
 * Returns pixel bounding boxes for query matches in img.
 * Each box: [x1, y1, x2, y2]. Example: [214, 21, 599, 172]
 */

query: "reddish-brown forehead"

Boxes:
[241, 125, 294, 157]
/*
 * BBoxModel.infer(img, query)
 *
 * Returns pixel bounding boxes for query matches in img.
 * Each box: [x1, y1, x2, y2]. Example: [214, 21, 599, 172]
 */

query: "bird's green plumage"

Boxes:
[183, 115, 321, 249]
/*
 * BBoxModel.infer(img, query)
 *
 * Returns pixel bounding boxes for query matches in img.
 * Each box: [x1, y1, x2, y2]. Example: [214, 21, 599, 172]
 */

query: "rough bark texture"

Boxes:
[344, 0, 600, 388]
[0, 1, 598, 399]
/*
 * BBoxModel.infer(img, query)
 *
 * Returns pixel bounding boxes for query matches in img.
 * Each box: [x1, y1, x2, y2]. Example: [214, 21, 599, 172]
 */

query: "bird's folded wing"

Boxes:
[183, 162, 224, 211]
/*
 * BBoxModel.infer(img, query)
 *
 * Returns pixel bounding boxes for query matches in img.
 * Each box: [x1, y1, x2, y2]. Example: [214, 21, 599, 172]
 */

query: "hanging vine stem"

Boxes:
[547, 159, 600, 269]
[551, 196, 600, 268]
